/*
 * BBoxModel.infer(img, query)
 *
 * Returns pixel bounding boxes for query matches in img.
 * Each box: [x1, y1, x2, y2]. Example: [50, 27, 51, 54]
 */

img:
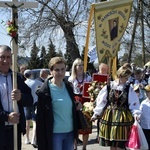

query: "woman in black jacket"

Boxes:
[36, 57, 79, 150]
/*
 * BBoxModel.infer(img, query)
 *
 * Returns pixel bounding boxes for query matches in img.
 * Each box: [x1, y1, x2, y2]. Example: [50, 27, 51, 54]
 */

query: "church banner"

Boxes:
[94, 0, 133, 63]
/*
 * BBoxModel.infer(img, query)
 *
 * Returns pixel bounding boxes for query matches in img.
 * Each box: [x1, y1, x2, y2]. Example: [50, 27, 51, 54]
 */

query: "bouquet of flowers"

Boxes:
[87, 81, 106, 102]
[82, 81, 106, 119]
[82, 102, 94, 119]
[6, 20, 17, 38]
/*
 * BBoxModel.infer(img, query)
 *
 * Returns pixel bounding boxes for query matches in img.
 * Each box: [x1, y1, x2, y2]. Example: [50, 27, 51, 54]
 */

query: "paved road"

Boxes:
[22, 123, 109, 150]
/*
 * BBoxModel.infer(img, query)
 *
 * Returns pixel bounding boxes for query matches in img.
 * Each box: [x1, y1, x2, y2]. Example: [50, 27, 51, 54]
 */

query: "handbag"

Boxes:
[137, 121, 148, 150]
[76, 110, 88, 130]
[125, 120, 140, 150]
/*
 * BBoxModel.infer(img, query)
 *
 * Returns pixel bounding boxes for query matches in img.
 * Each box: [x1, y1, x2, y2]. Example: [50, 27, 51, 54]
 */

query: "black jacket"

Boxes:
[36, 77, 78, 150]
[0, 72, 33, 150]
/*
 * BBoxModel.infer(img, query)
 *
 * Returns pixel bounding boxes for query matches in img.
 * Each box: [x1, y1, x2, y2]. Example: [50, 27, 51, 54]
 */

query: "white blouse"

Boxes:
[68, 74, 91, 95]
[92, 80, 141, 119]
[139, 98, 150, 129]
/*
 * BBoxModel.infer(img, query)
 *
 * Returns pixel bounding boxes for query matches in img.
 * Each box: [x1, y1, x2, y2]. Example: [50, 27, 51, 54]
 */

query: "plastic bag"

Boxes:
[126, 120, 140, 150]
[137, 121, 148, 150]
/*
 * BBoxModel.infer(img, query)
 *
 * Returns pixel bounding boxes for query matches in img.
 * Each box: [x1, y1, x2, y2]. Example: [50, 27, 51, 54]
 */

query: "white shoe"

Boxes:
[25, 138, 31, 144]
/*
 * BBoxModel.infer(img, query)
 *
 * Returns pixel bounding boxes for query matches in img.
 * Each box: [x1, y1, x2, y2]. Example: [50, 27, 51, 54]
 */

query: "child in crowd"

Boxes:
[133, 84, 140, 98]
[139, 85, 150, 149]
[132, 69, 147, 103]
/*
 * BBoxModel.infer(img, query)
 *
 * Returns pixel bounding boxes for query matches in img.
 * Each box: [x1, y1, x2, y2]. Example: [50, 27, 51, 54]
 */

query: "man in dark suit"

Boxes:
[36, 69, 49, 83]
[0, 45, 33, 150]
[110, 20, 118, 41]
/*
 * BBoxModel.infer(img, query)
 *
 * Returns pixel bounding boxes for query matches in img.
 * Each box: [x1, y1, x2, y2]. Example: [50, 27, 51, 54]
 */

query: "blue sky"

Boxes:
[0, 23, 11, 46]
[0, 0, 12, 46]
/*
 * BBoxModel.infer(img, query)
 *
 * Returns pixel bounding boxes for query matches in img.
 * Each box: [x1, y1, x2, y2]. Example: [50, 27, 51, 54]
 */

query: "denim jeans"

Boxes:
[52, 131, 74, 150]
[24, 106, 36, 121]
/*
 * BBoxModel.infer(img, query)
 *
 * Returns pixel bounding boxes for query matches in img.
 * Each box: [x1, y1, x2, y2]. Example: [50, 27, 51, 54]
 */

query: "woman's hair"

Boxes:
[69, 58, 83, 81]
[122, 63, 132, 70]
[48, 57, 66, 70]
[133, 68, 142, 75]
[116, 66, 132, 78]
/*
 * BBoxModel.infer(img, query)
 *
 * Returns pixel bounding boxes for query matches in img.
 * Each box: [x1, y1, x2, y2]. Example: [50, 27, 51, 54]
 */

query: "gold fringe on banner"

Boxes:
[112, 57, 117, 80]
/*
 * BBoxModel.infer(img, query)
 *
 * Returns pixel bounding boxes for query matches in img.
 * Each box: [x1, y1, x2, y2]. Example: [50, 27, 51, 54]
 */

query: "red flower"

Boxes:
[10, 31, 17, 37]
[7, 20, 13, 25]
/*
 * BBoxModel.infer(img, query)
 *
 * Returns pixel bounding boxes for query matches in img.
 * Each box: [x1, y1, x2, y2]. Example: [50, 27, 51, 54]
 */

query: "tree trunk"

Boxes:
[64, 28, 81, 61]
[58, 16, 81, 61]
[128, 2, 140, 63]
[140, 0, 145, 65]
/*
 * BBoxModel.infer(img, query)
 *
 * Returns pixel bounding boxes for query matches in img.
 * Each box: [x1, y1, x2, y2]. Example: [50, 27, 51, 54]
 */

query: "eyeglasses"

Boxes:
[0, 55, 12, 60]
[53, 68, 66, 73]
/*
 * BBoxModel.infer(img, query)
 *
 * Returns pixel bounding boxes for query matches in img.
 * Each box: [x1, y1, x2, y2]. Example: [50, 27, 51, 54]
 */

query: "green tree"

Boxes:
[39, 45, 47, 68]
[64, 52, 72, 70]
[28, 40, 40, 69]
[45, 39, 57, 65]
[57, 50, 63, 57]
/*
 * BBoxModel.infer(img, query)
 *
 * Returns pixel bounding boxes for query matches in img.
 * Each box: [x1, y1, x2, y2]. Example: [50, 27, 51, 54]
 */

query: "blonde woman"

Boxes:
[91, 66, 141, 150]
[68, 58, 92, 150]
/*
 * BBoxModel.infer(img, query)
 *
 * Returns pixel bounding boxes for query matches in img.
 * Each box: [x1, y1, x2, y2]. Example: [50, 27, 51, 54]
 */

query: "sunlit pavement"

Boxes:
[22, 122, 109, 150]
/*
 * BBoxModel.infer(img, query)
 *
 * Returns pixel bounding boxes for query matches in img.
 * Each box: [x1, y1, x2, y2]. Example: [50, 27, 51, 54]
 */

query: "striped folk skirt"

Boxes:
[99, 107, 134, 148]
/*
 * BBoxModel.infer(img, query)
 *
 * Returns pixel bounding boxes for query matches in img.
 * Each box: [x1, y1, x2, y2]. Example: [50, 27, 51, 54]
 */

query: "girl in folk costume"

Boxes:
[91, 66, 141, 150]
[68, 58, 92, 150]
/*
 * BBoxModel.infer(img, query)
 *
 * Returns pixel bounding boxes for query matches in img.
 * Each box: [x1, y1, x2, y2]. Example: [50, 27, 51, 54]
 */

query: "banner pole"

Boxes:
[84, 4, 95, 73]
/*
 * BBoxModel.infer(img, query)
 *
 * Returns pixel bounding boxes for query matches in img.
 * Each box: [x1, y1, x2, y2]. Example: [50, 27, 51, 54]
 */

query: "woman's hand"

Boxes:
[76, 101, 82, 110]
[134, 114, 140, 122]
[91, 114, 97, 121]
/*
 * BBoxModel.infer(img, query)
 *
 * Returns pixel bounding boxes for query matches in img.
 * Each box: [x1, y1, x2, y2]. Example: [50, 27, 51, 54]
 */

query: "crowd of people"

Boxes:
[0, 44, 150, 150]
